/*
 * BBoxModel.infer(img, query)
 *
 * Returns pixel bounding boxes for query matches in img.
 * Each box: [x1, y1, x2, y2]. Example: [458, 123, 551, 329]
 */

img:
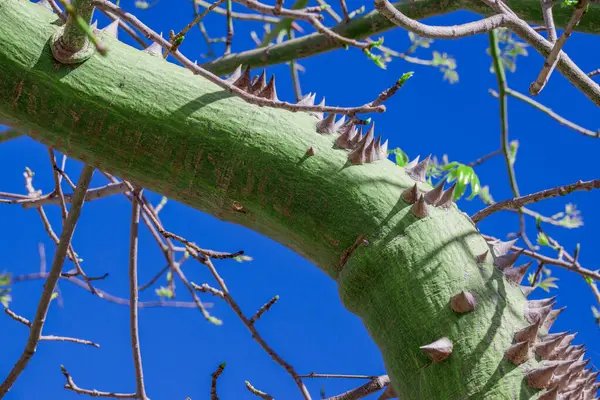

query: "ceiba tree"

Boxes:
[0, 0, 599, 399]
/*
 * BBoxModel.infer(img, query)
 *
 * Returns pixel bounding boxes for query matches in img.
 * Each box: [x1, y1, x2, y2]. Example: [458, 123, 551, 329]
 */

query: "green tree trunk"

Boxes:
[0, 1, 586, 399]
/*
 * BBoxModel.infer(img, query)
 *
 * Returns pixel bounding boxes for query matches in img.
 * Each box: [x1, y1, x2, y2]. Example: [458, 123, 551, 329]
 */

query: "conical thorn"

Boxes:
[411, 194, 429, 218]
[420, 337, 453, 362]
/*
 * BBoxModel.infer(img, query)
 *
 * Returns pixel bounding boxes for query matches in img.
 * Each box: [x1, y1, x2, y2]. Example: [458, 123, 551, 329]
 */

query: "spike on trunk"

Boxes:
[494, 249, 524, 270]
[257, 75, 278, 101]
[536, 333, 566, 359]
[424, 181, 444, 204]
[504, 261, 533, 285]
[411, 194, 428, 218]
[450, 291, 477, 313]
[401, 184, 420, 204]
[491, 239, 519, 257]
[144, 41, 164, 57]
[537, 387, 559, 400]
[514, 318, 541, 343]
[225, 65, 243, 83]
[233, 65, 252, 91]
[334, 125, 357, 149]
[520, 285, 536, 297]
[251, 70, 267, 93]
[419, 337, 453, 362]
[405, 155, 430, 183]
[475, 250, 489, 264]
[525, 302, 556, 325]
[102, 18, 120, 39]
[543, 306, 567, 332]
[505, 341, 530, 365]
[316, 113, 337, 134]
[526, 364, 558, 389]
[435, 182, 456, 209]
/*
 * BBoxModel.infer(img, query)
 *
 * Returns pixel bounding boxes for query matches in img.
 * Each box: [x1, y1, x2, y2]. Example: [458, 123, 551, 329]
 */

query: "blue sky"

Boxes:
[1, 1, 599, 399]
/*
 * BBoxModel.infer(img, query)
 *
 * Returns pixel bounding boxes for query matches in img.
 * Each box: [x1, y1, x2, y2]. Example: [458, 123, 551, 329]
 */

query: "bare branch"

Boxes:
[211, 362, 226, 400]
[0, 165, 95, 397]
[530, 0, 591, 95]
[4, 308, 100, 348]
[17, 182, 132, 208]
[472, 179, 600, 222]
[61, 366, 137, 398]
[324, 375, 390, 400]
[245, 381, 274, 400]
[489, 88, 599, 138]
[541, 0, 557, 42]
[128, 189, 149, 400]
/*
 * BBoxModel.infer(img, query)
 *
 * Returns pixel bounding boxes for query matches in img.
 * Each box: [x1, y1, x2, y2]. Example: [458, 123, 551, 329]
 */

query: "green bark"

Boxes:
[204, 0, 600, 75]
[0, 1, 577, 399]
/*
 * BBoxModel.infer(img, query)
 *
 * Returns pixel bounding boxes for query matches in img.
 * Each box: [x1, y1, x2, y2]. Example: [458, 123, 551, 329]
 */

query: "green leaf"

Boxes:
[234, 255, 254, 263]
[0, 293, 11, 308]
[536, 232, 550, 247]
[51, 292, 59, 301]
[389, 148, 409, 166]
[363, 49, 386, 69]
[0, 273, 11, 287]
[155, 286, 174, 298]
[135, 0, 149, 9]
[584, 276, 593, 285]
[166, 270, 173, 282]
[508, 140, 519, 166]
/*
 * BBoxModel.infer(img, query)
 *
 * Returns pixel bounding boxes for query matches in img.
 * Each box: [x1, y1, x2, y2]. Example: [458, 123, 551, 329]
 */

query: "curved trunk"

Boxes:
[0, 1, 586, 399]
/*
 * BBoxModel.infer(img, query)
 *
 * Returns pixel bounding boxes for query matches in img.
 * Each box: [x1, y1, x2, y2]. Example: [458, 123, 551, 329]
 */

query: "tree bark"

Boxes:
[0, 1, 583, 399]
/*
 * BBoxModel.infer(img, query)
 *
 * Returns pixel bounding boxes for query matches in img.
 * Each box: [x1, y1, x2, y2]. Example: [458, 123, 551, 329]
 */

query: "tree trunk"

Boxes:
[0, 1, 582, 398]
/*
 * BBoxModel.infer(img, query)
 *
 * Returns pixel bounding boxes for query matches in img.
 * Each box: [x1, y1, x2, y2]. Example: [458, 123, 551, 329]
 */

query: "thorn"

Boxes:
[334, 116, 347, 131]
[102, 18, 120, 39]
[144, 41, 164, 57]
[526, 364, 558, 389]
[547, 359, 577, 375]
[348, 130, 372, 165]
[401, 184, 420, 204]
[349, 126, 363, 149]
[494, 249, 524, 270]
[491, 239, 518, 257]
[419, 337, 453, 362]
[450, 291, 477, 313]
[297, 92, 315, 106]
[316, 113, 337, 134]
[251, 70, 267, 93]
[527, 297, 557, 309]
[257, 75, 278, 101]
[520, 285, 535, 297]
[233, 65, 252, 91]
[514, 318, 541, 343]
[411, 194, 428, 218]
[536, 387, 559, 400]
[306, 146, 316, 156]
[505, 341, 530, 365]
[225, 65, 243, 83]
[435, 182, 456, 209]
[504, 261, 532, 285]
[405, 155, 430, 183]
[424, 181, 444, 204]
[378, 139, 388, 160]
[311, 97, 325, 119]
[542, 306, 566, 332]
[525, 302, 556, 325]
[475, 250, 489, 264]
[405, 155, 420, 169]
[334, 124, 357, 149]
[536, 333, 566, 359]
[567, 359, 590, 376]
[365, 136, 379, 163]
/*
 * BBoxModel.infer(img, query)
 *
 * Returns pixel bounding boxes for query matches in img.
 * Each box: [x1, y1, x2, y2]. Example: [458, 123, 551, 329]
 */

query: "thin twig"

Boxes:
[541, 0, 557, 42]
[4, 308, 100, 348]
[502, 88, 598, 138]
[324, 375, 390, 400]
[0, 165, 95, 397]
[530, 0, 591, 95]
[245, 381, 274, 400]
[467, 149, 503, 167]
[211, 362, 226, 400]
[128, 189, 149, 400]
[61, 366, 137, 398]
[472, 179, 600, 222]
[225, 0, 233, 55]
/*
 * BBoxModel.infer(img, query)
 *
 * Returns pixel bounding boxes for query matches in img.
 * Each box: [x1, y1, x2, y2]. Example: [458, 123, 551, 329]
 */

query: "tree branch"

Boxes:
[472, 179, 600, 223]
[0, 165, 95, 397]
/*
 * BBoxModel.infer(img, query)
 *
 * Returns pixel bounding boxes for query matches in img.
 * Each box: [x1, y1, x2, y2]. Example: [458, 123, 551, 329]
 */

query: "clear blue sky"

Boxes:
[1, 1, 599, 399]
